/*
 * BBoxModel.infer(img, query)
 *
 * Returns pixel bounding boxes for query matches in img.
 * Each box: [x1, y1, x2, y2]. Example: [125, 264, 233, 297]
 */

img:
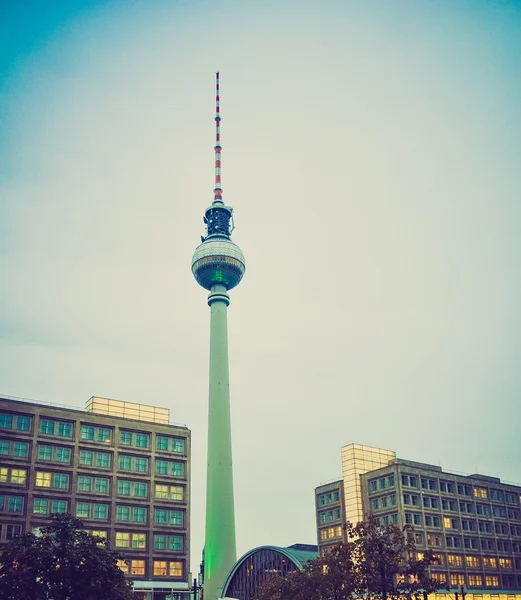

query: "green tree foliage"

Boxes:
[0, 513, 134, 600]
[254, 518, 444, 600]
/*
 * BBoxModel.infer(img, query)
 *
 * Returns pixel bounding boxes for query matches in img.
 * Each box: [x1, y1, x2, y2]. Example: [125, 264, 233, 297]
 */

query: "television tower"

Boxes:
[191, 73, 246, 600]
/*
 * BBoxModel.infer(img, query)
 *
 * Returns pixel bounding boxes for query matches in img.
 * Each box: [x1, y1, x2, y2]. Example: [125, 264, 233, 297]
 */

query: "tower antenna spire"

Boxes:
[214, 71, 222, 203]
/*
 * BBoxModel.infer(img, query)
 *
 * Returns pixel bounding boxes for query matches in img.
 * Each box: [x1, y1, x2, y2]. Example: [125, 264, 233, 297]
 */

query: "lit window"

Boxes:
[499, 558, 512, 569]
[466, 556, 480, 567]
[11, 469, 26, 485]
[468, 575, 482, 587]
[117, 560, 129, 574]
[132, 533, 146, 549]
[485, 575, 499, 587]
[169, 562, 183, 577]
[115, 532, 130, 548]
[474, 487, 487, 498]
[131, 560, 145, 576]
[36, 471, 52, 487]
[40, 420, 55, 435]
[172, 439, 184, 453]
[450, 574, 465, 586]
[154, 561, 167, 576]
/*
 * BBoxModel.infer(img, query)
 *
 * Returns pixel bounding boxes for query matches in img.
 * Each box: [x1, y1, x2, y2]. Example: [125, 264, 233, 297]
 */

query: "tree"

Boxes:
[0, 513, 134, 600]
[254, 517, 445, 600]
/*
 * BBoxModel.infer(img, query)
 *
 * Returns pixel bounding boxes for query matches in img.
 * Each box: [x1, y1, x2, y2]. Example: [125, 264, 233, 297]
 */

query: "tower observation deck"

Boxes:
[191, 72, 245, 600]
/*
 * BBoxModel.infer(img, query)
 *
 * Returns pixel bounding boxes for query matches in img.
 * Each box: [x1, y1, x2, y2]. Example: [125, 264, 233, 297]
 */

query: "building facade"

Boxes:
[0, 394, 191, 600]
[315, 443, 521, 594]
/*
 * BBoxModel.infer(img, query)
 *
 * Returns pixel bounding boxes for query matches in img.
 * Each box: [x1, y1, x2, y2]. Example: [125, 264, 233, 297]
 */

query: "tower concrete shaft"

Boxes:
[204, 284, 236, 600]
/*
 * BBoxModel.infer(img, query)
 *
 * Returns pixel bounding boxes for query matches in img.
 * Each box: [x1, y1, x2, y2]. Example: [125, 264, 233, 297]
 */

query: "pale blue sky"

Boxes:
[1, 0, 521, 572]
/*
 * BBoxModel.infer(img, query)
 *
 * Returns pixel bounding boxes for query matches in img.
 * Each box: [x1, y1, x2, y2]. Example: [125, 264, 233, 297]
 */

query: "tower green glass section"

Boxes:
[191, 73, 246, 600]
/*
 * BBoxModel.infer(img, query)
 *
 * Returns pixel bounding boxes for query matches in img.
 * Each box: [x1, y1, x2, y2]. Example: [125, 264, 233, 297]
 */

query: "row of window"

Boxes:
[371, 494, 397, 510]
[0, 414, 186, 455]
[114, 532, 183, 551]
[399, 474, 520, 505]
[116, 559, 183, 578]
[0, 439, 29, 458]
[319, 508, 341, 523]
[319, 526, 342, 540]
[369, 475, 395, 492]
[317, 490, 340, 505]
[400, 493, 520, 520]
[404, 512, 521, 536]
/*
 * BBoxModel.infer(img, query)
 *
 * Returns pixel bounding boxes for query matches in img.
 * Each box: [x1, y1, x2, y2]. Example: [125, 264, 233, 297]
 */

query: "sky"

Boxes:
[1, 0, 521, 574]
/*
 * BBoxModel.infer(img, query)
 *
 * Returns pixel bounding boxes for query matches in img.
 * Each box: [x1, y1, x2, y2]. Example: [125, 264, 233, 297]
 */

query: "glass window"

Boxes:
[154, 535, 167, 550]
[0, 440, 9, 455]
[119, 456, 132, 470]
[117, 560, 129, 574]
[157, 437, 169, 451]
[156, 460, 168, 475]
[34, 498, 49, 514]
[156, 485, 168, 499]
[96, 452, 110, 468]
[56, 448, 71, 463]
[0, 467, 8, 482]
[169, 562, 183, 577]
[80, 451, 94, 466]
[95, 478, 109, 494]
[52, 500, 67, 513]
[53, 473, 69, 489]
[57, 422, 72, 437]
[133, 507, 146, 523]
[0, 414, 13, 429]
[120, 431, 133, 445]
[155, 509, 167, 524]
[8, 497, 23, 512]
[132, 533, 146, 549]
[135, 458, 148, 472]
[6, 525, 22, 539]
[38, 445, 53, 460]
[97, 428, 111, 442]
[154, 561, 167, 576]
[172, 439, 184, 453]
[81, 426, 95, 440]
[11, 469, 26, 485]
[116, 532, 130, 547]
[93, 504, 108, 520]
[16, 416, 31, 431]
[13, 442, 28, 458]
[77, 503, 91, 518]
[136, 434, 149, 448]
[117, 506, 130, 521]
[36, 471, 51, 487]
[170, 510, 183, 526]
[135, 483, 147, 498]
[169, 536, 183, 551]
[131, 561, 145, 576]
[118, 480, 131, 496]
[78, 476, 93, 492]
[40, 420, 55, 435]
[171, 462, 184, 477]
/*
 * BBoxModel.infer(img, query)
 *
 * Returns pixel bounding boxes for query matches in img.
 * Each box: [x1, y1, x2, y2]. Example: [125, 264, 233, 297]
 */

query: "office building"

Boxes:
[315, 443, 521, 593]
[191, 72, 246, 600]
[0, 394, 191, 600]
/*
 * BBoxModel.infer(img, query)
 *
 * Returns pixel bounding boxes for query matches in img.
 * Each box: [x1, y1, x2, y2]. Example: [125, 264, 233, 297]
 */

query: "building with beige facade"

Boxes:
[315, 443, 521, 595]
[0, 394, 191, 600]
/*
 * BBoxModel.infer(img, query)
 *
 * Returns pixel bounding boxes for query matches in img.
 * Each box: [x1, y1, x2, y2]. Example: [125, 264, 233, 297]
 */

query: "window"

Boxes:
[135, 483, 147, 497]
[7, 497, 23, 512]
[81, 426, 95, 440]
[95, 452, 110, 468]
[36, 471, 51, 487]
[450, 574, 465, 586]
[474, 487, 487, 498]
[0, 414, 13, 429]
[476, 503, 491, 516]
[38, 445, 71, 463]
[117, 480, 147, 498]
[468, 574, 482, 587]
[57, 422, 72, 437]
[119, 455, 132, 470]
[95, 478, 109, 494]
[425, 515, 441, 527]
[77, 503, 91, 518]
[423, 496, 439, 509]
[320, 526, 342, 540]
[421, 478, 437, 491]
[78, 476, 93, 492]
[157, 436, 185, 453]
[136, 434, 149, 448]
[34, 498, 49, 514]
[119, 455, 148, 473]
[485, 575, 499, 587]
[11, 469, 27, 484]
[466, 556, 480, 568]
[499, 558, 512, 569]
[0, 440, 9, 455]
[116, 505, 147, 523]
[120, 431, 133, 444]
[97, 428, 111, 442]
[117, 560, 129, 575]
[154, 561, 183, 577]
[54, 473, 69, 489]
[493, 506, 507, 518]
[462, 519, 476, 531]
[490, 489, 504, 502]
[40, 420, 55, 435]
[131, 560, 145, 576]
[52, 500, 67, 513]
[157, 436, 169, 451]
[76, 503, 108, 520]
[80, 451, 94, 466]
[464, 537, 478, 550]
[155, 485, 183, 501]
[505, 492, 517, 504]
[157, 461, 168, 475]
[155, 509, 183, 525]
[16, 416, 31, 431]
[13, 442, 28, 458]
[483, 557, 497, 568]
[56, 448, 71, 463]
[457, 484, 471, 496]
[6, 525, 22, 539]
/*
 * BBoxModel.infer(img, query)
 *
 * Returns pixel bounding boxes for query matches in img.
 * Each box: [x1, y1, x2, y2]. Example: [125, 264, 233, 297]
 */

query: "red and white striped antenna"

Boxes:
[213, 72, 222, 203]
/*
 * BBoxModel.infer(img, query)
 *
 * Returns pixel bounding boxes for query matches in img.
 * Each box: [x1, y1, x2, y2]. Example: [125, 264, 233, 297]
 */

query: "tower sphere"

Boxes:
[191, 237, 246, 291]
